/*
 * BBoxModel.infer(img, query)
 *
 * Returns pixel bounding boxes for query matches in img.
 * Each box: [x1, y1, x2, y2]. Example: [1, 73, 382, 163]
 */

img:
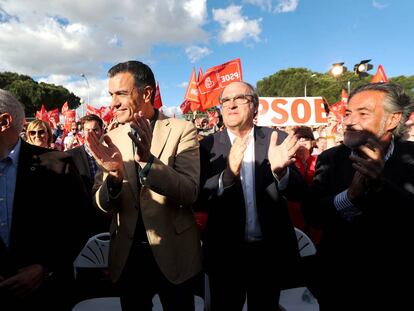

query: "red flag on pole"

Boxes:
[36, 104, 49, 122]
[197, 58, 243, 110]
[61, 101, 69, 115]
[154, 81, 163, 109]
[184, 68, 200, 103]
[180, 100, 191, 114]
[371, 64, 388, 83]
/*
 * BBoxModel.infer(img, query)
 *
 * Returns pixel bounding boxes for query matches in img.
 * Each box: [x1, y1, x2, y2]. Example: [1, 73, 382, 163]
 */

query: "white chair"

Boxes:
[73, 232, 110, 279]
[279, 228, 319, 310]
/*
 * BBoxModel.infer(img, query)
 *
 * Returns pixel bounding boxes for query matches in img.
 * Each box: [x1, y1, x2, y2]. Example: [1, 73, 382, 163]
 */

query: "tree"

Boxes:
[256, 68, 413, 106]
[0, 71, 81, 117]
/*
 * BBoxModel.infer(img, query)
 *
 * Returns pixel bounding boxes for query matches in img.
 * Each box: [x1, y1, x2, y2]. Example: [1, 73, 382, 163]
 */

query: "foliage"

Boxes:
[0, 71, 81, 117]
[256, 68, 414, 106]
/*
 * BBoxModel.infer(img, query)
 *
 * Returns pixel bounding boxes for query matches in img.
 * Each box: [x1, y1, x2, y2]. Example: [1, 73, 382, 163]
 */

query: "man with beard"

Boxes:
[304, 83, 414, 310]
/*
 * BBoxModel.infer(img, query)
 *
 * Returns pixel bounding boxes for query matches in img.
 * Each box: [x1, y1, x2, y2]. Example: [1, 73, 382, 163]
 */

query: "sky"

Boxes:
[1, 0, 413, 117]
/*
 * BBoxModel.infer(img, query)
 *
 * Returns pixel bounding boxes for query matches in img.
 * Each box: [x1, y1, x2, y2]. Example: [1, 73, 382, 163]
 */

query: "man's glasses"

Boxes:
[29, 129, 46, 136]
[220, 94, 253, 108]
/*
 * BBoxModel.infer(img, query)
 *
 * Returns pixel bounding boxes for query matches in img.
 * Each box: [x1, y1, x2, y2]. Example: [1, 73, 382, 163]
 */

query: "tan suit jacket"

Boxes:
[94, 112, 202, 284]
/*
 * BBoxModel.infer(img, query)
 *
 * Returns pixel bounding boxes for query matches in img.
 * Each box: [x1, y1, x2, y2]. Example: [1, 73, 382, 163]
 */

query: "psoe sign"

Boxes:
[257, 97, 328, 127]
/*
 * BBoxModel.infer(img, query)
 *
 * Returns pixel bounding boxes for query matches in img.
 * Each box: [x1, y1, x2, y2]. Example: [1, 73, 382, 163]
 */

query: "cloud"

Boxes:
[372, 0, 388, 9]
[177, 81, 189, 88]
[213, 5, 262, 44]
[244, 0, 299, 13]
[185, 45, 211, 63]
[39, 74, 111, 108]
[0, 0, 208, 77]
[162, 106, 183, 117]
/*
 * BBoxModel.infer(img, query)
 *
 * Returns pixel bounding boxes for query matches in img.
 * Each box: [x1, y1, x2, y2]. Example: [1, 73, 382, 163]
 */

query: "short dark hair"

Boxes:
[108, 60, 156, 105]
[349, 82, 414, 137]
[80, 114, 103, 130]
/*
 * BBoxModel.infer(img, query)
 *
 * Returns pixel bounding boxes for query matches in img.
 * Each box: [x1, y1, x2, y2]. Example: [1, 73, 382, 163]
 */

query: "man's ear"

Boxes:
[142, 85, 153, 105]
[0, 113, 12, 131]
[386, 112, 402, 132]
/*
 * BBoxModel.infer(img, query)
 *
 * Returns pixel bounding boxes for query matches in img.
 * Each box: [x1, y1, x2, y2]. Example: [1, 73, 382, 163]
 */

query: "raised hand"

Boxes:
[85, 130, 124, 182]
[227, 136, 248, 177]
[128, 112, 153, 163]
[348, 137, 384, 201]
[268, 130, 299, 178]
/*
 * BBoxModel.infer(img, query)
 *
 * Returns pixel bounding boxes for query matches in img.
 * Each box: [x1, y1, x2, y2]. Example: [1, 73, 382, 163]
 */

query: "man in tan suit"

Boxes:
[86, 60, 202, 310]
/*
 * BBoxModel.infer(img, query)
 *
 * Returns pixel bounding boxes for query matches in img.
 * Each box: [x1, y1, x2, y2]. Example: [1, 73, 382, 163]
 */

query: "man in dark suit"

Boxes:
[66, 114, 110, 234]
[199, 81, 306, 311]
[304, 83, 414, 310]
[0, 89, 88, 310]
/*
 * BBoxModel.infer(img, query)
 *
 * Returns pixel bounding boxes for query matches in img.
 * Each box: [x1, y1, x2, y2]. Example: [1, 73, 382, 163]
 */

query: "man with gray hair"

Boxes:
[0, 89, 88, 310]
[304, 82, 414, 310]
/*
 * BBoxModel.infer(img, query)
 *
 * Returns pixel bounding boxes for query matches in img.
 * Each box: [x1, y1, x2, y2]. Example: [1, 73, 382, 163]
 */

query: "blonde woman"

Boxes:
[26, 119, 53, 148]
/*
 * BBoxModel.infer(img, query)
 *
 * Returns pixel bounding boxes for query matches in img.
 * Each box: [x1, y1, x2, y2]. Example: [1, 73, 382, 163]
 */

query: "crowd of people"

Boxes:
[1, 59, 414, 311]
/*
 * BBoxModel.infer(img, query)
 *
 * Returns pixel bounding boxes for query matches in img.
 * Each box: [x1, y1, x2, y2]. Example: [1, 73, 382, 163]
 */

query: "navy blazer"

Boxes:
[199, 127, 305, 274]
[304, 139, 414, 308]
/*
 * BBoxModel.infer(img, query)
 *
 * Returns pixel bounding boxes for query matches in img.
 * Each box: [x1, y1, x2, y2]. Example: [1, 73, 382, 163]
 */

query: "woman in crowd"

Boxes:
[25, 119, 53, 148]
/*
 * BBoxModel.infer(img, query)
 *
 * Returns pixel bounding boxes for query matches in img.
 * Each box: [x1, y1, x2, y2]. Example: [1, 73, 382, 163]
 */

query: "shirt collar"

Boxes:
[4, 138, 21, 166]
[226, 127, 254, 145]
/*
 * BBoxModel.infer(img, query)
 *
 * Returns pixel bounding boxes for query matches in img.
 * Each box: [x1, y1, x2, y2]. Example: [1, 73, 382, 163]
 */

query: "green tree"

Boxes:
[256, 68, 413, 106]
[0, 71, 81, 117]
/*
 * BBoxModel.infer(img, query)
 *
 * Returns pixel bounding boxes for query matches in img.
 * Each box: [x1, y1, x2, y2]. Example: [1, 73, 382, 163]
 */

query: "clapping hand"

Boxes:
[268, 130, 299, 178]
[348, 137, 384, 202]
[85, 130, 124, 183]
[128, 112, 153, 163]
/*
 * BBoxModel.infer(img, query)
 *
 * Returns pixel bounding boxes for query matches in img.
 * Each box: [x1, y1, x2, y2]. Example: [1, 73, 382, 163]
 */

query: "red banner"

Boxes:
[197, 58, 243, 110]
[64, 110, 76, 131]
[61, 101, 69, 115]
[48, 108, 59, 128]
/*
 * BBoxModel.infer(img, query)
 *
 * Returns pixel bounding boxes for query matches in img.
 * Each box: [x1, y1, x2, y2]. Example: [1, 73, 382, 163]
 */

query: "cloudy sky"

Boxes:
[1, 0, 413, 116]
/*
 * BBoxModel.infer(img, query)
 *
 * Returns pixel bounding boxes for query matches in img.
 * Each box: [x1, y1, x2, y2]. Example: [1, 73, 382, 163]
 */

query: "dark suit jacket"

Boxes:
[4, 140, 89, 309]
[199, 127, 305, 279]
[66, 145, 95, 194]
[66, 145, 110, 234]
[304, 139, 414, 309]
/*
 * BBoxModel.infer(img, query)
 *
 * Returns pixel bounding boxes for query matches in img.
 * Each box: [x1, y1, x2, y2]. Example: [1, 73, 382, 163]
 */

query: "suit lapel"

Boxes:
[151, 114, 171, 158]
[254, 127, 268, 193]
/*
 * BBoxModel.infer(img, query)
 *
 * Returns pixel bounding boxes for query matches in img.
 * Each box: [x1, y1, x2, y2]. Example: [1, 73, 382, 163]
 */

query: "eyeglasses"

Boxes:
[71, 128, 77, 131]
[220, 94, 253, 108]
[29, 129, 46, 136]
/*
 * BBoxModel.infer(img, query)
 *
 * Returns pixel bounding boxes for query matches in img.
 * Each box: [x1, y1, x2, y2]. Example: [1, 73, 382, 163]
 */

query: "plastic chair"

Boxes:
[73, 232, 110, 279]
[279, 228, 319, 310]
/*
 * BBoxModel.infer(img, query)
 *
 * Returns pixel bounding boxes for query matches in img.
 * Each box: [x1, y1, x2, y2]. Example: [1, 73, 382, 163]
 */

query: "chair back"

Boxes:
[295, 228, 316, 257]
[73, 232, 110, 278]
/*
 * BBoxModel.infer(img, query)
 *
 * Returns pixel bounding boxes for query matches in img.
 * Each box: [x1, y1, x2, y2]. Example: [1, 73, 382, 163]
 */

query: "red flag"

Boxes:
[154, 81, 163, 109]
[102, 107, 115, 125]
[371, 64, 388, 83]
[184, 68, 200, 103]
[64, 110, 76, 131]
[86, 104, 102, 117]
[36, 104, 49, 122]
[48, 108, 59, 128]
[180, 100, 191, 114]
[197, 58, 243, 110]
[61, 101, 69, 115]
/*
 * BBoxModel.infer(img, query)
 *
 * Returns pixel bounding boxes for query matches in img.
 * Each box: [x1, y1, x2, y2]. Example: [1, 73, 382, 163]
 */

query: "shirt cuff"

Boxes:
[107, 175, 123, 198]
[272, 167, 290, 191]
[139, 154, 155, 185]
[334, 189, 362, 220]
